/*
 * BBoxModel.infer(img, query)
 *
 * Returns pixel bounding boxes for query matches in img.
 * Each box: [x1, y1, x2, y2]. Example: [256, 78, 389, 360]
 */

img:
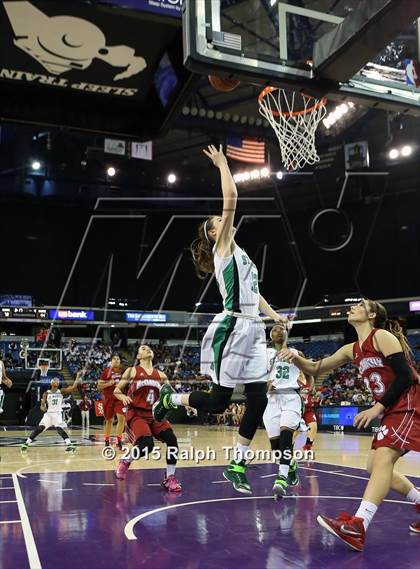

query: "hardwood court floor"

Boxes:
[1, 426, 419, 569]
[1, 425, 419, 477]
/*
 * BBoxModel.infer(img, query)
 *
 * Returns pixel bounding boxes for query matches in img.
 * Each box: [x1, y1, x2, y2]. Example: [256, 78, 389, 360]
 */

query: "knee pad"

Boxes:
[189, 388, 232, 414]
[56, 427, 68, 439]
[158, 429, 178, 464]
[30, 425, 45, 440]
[135, 435, 154, 456]
[159, 428, 178, 448]
[279, 429, 294, 465]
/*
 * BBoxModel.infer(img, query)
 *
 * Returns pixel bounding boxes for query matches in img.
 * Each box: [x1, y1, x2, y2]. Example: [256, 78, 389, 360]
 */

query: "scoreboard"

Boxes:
[0, 307, 48, 320]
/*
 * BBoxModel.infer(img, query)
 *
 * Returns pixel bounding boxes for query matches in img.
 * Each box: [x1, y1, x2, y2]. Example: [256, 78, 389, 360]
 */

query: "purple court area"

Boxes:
[1, 463, 419, 569]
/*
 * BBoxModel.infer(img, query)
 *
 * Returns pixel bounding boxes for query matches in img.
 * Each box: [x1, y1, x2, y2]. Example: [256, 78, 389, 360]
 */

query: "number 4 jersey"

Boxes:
[126, 366, 162, 419]
[267, 347, 302, 390]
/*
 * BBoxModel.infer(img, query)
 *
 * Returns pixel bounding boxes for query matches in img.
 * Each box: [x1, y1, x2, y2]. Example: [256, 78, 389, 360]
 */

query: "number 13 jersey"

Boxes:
[267, 347, 302, 390]
[353, 328, 417, 401]
[126, 366, 162, 418]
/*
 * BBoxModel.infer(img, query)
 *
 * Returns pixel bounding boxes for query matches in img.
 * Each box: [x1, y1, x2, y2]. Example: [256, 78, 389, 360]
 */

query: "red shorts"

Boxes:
[102, 396, 124, 420]
[303, 411, 317, 425]
[126, 410, 171, 442]
[372, 383, 420, 452]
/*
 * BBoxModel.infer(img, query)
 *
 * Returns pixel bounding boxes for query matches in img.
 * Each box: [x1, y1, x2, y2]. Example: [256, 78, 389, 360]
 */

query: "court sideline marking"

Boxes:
[12, 473, 42, 569]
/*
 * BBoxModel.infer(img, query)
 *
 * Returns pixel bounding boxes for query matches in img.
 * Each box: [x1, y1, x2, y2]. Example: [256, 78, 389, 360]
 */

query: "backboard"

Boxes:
[184, 0, 420, 115]
[25, 348, 62, 370]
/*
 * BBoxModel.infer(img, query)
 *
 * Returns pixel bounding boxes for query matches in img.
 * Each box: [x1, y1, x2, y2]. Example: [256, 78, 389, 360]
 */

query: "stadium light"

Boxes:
[276, 171, 284, 180]
[233, 167, 271, 184]
[167, 173, 177, 184]
[107, 166, 116, 177]
[401, 145, 412, 157]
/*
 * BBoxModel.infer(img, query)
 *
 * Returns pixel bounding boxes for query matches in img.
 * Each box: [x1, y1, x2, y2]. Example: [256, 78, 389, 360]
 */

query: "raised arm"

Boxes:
[61, 374, 82, 395]
[259, 294, 289, 324]
[40, 391, 47, 412]
[203, 145, 237, 258]
[279, 344, 354, 378]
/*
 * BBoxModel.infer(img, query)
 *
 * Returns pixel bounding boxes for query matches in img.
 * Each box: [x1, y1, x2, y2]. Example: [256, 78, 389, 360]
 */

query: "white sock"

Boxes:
[234, 443, 249, 462]
[406, 487, 420, 505]
[170, 394, 183, 406]
[279, 464, 289, 478]
[166, 465, 176, 477]
[355, 500, 378, 530]
[64, 438, 71, 445]
[25, 438, 32, 445]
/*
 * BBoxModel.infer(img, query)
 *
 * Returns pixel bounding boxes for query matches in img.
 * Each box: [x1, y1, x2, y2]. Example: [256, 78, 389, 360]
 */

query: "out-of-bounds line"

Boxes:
[12, 473, 42, 569]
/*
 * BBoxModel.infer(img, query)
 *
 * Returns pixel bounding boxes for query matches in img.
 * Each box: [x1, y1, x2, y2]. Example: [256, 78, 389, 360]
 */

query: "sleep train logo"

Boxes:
[1, 0, 147, 95]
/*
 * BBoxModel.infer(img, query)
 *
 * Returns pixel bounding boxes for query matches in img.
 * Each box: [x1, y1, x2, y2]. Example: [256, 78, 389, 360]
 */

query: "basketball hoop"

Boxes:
[258, 87, 327, 171]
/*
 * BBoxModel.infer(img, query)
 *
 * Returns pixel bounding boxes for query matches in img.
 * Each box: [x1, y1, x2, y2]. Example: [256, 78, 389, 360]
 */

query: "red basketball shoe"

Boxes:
[409, 504, 420, 533]
[162, 474, 182, 493]
[115, 460, 130, 480]
[317, 512, 365, 551]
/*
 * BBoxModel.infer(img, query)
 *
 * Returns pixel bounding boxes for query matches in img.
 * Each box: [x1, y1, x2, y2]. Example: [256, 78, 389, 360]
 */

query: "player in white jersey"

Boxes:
[0, 357, 13, 414]
[264, 323, 313, 498]
[153, 145, 287, 494]
[21, 374, 81, 452]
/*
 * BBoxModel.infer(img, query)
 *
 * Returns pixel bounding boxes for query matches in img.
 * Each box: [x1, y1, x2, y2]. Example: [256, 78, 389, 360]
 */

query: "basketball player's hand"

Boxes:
[278, 349, 296, 363]
[203, 144, 227, 168]
[286, 314, 295, 331]
[119, 395, 132, 407]
[353, 404, 383, 429]
[186, 406, 198, 417]
[3, 378, 12, 388]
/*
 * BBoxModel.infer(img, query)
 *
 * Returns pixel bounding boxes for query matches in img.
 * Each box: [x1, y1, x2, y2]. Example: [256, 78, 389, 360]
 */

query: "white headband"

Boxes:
[203, 219, 211, 244]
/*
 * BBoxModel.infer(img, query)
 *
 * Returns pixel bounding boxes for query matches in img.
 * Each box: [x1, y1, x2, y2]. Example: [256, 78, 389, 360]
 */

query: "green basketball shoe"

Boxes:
[152, 383, 177, 422]
[66, 443, 77, 453]
[287, 459, 300, 487]
[20, 443, 29, 453]
[273, 475, 289, 499]
[223, 460, 252, 494]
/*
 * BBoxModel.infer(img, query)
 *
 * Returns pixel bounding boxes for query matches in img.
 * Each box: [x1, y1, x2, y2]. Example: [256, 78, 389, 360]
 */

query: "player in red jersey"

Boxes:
[301, 388, 319, 451]
[113, 345, 182, 492]
[98, 353, 125, 450]
[280, 299, 420, 550]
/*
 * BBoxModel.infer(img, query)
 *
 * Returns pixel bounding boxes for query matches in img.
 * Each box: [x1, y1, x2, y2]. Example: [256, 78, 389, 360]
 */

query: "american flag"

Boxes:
[226, 137, 266, 164]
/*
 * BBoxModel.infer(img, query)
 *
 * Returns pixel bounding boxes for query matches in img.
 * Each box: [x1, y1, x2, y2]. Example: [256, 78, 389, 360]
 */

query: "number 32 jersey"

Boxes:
[126, 366, 162, 418]
[267, 347, 302, 390]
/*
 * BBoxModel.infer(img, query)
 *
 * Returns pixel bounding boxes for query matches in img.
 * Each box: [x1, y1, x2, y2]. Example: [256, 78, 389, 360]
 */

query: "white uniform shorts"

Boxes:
[263, 390, 302, 438]
[200, 313, 267, 388]
[40, 411, 67, 430]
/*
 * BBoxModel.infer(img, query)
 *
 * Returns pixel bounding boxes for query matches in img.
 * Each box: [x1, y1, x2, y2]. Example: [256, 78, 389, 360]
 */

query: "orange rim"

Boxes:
[258, 86, 327, 117]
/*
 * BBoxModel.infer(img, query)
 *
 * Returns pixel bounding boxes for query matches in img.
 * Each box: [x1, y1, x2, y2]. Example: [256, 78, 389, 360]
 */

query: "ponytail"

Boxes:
[190, 219, 215, 279]
[367, 299, 413, 361]
[384, 319, 413, 361]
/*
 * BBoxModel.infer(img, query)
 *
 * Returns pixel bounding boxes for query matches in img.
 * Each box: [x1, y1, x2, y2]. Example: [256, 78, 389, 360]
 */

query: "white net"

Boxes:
[258, 87, 327, 171]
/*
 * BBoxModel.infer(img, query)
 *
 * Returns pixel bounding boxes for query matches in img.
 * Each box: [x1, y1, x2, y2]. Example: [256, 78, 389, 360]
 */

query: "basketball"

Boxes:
[208, 74, 240, 92]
